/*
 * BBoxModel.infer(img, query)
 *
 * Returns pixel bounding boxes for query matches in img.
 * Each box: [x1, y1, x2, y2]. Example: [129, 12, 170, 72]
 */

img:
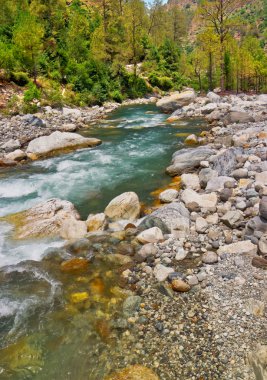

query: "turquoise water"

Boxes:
[0, 104, 207, 379]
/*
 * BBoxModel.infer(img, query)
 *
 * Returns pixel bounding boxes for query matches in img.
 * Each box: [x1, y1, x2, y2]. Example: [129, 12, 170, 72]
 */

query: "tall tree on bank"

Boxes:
[198, 0, 245, 91]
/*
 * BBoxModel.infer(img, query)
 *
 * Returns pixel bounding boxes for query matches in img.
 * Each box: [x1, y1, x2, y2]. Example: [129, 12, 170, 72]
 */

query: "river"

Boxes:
[0, 104, 206, 379]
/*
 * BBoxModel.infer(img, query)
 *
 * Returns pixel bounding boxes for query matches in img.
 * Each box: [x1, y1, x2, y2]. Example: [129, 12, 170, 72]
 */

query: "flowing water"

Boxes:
[0, 104, 206, 379]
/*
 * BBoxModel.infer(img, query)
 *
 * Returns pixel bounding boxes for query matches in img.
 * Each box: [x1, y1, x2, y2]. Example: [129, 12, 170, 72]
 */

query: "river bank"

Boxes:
[1, 93, 267, 379]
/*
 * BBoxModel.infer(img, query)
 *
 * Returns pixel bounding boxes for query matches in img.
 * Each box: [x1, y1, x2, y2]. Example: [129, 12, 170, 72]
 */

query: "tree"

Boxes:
[13, 13, 44, 83]
[198, 0, 246, 91]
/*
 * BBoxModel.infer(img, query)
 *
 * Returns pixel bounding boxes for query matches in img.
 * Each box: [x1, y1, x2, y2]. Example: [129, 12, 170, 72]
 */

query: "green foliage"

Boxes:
[110, 90, 124, 103]
[23, 83, 41, 103]
[10, 71, 29, 86]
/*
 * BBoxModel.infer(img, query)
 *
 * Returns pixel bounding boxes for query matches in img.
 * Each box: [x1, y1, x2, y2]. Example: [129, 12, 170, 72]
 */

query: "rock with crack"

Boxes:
[105, 192, 141, 221]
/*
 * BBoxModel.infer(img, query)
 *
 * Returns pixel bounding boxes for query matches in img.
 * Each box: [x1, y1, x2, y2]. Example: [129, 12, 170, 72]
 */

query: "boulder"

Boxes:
[212, 147, 243, 176]
[207, 91, 221, 103]
[137, 227, 164, 244]
[181, 173, 200, 190]
[221, 210, 243, 228]
[149, 202, 190, 233]
[217, 241, 257, 256]
[26, 131, 101, 158]
[199, 168, 218, 189]
[156, 90, 196, 112]
[206, 110, 224, 123]
[154, 264, 174, 282]
[224, 111, 255, 125]
[206, 176, 233, 192]
[159, 189, 178, 203]
[86, 213, 107, 231]
[5, 149, 27, 162]
[104, 365, 160, 380]
[166, 146, 215, 176]
[7, 198, 81, 239]
[1, 139, 21, 153]
[105, 192, 141, 221]
[181, 189, 218, 209]
[60, 217, 87, 240]
[0, 158, 17, 167]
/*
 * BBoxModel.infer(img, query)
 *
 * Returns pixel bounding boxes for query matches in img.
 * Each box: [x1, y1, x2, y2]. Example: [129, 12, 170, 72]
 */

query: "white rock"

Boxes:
[5, 149, 26, 161]
[60, 218, 87, 240]
[154, 264, 174, 282]
[207, 92, 221, 103]
[159, 189, 178, 203]
[105, 192, 141, 221]
[137, 227, 164, 244]
[217, 241, 257, 256]
[196, 217, 208, 233]
[181, 173, 200, 190]
[175, 247, 188, 261]
[181, 189, 218, 209]
[86, 213, 107, 232]
[26, 131, 101, 158]
[255, 172, 267, 186]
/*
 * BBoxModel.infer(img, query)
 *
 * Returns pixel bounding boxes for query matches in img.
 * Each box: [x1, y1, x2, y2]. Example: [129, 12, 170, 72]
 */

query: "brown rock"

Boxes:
[171, 279, 190, 292]
[104, 365, 160, 380]
[252, 256, 267, 269]
[60, 258, 89, 273]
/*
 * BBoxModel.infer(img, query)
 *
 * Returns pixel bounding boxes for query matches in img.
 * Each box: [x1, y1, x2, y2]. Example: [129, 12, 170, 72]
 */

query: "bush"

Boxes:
[148, 73, 173, 91]
[10, 72, 29, 86]
[110, 90, 123, 103]
[23, 82, 41, 103]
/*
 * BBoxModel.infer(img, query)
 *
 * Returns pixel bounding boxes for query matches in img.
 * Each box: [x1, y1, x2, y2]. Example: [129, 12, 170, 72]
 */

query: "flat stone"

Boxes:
[159, 189, 179, 203]
[181, 189, 218, 209]
[218, 241, 257, 256]
[181, 173, 200, 190]
[221, 210, 243, 228]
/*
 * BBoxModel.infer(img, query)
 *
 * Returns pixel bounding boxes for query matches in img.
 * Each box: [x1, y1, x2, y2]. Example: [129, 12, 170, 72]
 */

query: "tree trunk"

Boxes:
[208, 51, 213, 91]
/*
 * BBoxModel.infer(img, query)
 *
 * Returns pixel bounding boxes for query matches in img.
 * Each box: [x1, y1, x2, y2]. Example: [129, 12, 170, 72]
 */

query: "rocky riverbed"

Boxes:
[1, 91, 267, 379]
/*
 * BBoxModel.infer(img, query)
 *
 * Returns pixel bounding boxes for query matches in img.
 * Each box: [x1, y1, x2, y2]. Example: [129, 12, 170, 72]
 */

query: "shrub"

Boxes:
[10, 72, 29, 86]
[23, 82, 41, 103]
[110, 90, 123, 103]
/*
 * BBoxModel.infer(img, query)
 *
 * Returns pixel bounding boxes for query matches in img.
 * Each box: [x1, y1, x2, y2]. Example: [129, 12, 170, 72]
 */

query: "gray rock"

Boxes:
[202, 251, 218, 264]
[212, 147, 243, 176]
[206, 176, 233, 192]
[246, 216, 267, 236]
[232, 168, 248, 179]
[196, 217, 208, 233]
[159, 189, 179, 203]
[259, 196, 267, 220]
[199, 168, 218, 189]
[166, 146, 215, 176]
[156, 90, 196, 112]
[220, 188, 233, 202]
[138, 216, 170, 234]
[154, 264, 174, 282]
[1, 139, 21, 153]
[224, 111, 255, 125]
[258, 234, 267, 255]
[221, 210, 243, 228]
[150, 202, 190, 231]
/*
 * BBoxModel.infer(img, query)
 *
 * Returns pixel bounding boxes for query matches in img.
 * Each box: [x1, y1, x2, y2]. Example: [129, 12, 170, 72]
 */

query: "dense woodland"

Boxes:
[0, 0, 267, 109]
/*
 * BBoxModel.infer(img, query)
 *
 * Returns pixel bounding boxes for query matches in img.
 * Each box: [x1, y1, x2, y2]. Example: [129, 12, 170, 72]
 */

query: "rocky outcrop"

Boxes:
[7, 198, 81, 239]
[104, 192, 141, 221]
[26, 131, 101, 158]
[166, 146, 215, 176]
[156, 90, 196, 113]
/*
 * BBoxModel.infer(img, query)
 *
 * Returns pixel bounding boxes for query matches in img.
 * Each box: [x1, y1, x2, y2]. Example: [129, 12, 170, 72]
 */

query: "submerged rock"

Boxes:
[60, 217, 87, 240]
[26, 131, 101, 158]
[105, 192, 141, 221]
[104, 365, 160, 380]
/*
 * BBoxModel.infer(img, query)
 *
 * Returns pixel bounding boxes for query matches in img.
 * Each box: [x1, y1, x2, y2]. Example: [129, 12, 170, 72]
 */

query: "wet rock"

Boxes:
[159, 189, 178, 203]
[166, 146, 215, 176]
[181, 189, 218, 209]
[86, 213, 107, 232]
[70, 292, 89, 304]
[156, 90, 196, 112]
[5, 149, 27, 161]
[105, 192, 141, 221]
[60, 258, 89, 273]
[154, 264, 174, 282]
[26, 131, 101, 158]
[171, 279, 190, 292]
[184, 134, 198, 145]
[104, 365, 160, 380]
[123, 296, 141, 317]
[7, 198, 81, 239]
[221, 210, 243, 228]
[202, 251, 218, 264]
[181, 173, 200, 190]
[218, 241, 257, 256]
[137, 227, 164, 244]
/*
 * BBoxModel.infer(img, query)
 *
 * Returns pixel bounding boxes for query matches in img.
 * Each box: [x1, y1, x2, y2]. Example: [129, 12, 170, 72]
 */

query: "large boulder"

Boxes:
[26, 131, 101, 158]
[223, 111, 255, 125]
[7, 198, 81, 239]
[156, 90, 196, 113]
[149, 202, 190, 232]
[166, 146, 215, 176]
[104, 192, 141, 221]
[207, 91, 221, 103]
[181, 189, 218, 209]
[211, 147, 243, 176]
